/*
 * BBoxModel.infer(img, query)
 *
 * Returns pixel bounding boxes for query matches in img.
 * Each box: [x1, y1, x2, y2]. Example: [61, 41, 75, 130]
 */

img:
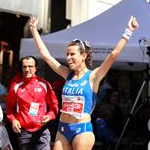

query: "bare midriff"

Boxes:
[60, 113, 91, 123]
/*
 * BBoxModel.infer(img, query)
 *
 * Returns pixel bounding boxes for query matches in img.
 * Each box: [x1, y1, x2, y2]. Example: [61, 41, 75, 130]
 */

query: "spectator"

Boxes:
[94, 89, 126, 149]
[0, 105, 13, 150]
[6, 56, 59, 150]
[0, 82, 7, 114]
[95, 89, 125, 137]
[97, 70, 120, 104]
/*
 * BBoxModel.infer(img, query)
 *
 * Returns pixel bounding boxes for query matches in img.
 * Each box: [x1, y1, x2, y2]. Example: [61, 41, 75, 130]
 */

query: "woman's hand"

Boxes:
[122, 16, 139, 40]
[127, 16, 139, 32]
[29, 16, 39, 30]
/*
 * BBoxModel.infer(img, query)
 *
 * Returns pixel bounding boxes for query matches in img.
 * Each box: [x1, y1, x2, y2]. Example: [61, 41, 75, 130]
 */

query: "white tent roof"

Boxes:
[20, 0, 150, 70]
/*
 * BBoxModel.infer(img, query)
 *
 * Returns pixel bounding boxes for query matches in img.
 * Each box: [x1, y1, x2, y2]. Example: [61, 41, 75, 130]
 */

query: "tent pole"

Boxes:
[115, 80, 146, 150]
[147, 46, 150, 105]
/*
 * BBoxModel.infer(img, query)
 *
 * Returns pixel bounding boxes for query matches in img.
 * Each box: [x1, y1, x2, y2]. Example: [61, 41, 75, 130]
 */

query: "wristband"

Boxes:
[122, 28, 133, 40]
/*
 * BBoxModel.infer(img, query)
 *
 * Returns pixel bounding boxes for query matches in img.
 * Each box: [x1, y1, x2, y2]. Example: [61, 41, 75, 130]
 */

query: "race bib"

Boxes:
[61, 95, 85, 119]
[29, 102, 39, 116]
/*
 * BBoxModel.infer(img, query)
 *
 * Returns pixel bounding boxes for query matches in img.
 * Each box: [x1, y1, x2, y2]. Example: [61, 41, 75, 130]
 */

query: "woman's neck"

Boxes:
[74, 67, 89, 79]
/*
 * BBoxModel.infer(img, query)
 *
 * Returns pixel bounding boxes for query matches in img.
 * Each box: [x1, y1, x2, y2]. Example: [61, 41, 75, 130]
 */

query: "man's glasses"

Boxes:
[72, 39, 91, 50]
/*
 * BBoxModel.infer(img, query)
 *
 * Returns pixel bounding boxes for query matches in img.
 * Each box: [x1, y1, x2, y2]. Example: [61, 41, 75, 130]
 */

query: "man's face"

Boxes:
[22, 58, 37, 78]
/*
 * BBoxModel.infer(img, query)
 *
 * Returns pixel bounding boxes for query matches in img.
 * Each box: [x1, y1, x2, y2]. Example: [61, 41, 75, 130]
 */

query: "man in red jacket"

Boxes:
[6, 56, 58, 150]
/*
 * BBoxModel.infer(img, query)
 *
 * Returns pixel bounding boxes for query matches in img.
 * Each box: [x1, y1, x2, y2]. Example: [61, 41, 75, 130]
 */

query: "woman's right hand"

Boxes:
[29, 16, 39, 30]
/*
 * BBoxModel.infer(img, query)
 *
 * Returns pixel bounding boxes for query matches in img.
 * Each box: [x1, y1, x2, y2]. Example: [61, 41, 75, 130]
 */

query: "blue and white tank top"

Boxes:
[60, 70, 97, 119]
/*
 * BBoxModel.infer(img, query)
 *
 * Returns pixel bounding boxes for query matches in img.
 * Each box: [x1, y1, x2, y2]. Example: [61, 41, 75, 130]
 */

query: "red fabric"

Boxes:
[6, 75, 58, 132]
[51, 79, 65, 109]
[51, 79, 64, 99]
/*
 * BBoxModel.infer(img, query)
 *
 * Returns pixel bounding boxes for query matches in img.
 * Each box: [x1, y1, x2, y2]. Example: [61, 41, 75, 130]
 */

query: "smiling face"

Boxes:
[22, 57, 37, 78]
[67, 39, 92, 70]
[66, 45, 87, 71]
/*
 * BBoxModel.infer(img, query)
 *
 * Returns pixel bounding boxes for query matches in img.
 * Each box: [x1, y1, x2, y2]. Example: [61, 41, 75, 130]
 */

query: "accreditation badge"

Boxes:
[29, 102, 40, 116]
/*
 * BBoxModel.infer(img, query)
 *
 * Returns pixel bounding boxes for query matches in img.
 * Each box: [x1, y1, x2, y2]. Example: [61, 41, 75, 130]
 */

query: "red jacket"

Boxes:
[6, 75, 58, 132]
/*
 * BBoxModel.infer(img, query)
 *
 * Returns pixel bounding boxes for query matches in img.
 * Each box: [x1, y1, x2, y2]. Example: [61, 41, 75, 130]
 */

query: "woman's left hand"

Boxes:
[127, 16, 139, 32]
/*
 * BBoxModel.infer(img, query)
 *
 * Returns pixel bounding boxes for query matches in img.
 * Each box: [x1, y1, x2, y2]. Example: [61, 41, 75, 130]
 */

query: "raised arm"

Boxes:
[29, 17, 70, 79]
[91, 16, 139, 93]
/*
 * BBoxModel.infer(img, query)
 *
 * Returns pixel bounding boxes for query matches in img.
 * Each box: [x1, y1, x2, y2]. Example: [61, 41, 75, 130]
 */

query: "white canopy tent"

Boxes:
[20, 0, 150, 70]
